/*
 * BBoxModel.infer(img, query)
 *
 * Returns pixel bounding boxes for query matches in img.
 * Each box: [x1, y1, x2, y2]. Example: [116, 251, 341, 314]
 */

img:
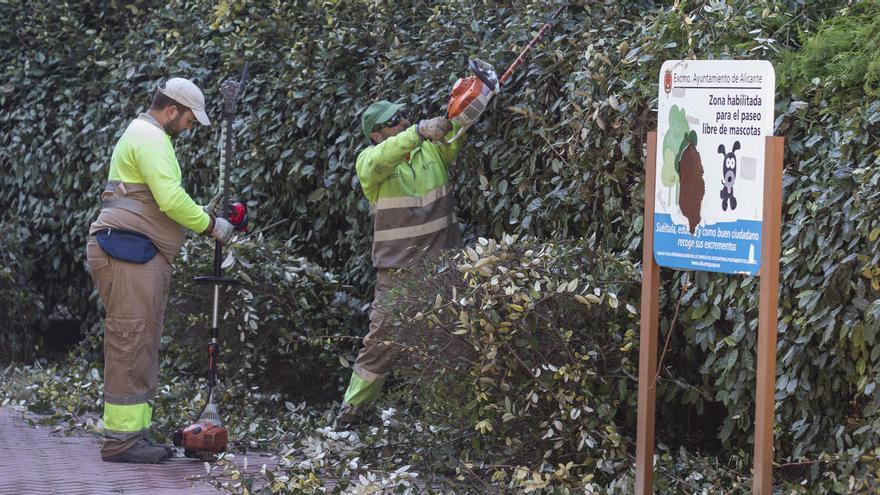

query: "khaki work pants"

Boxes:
[353, 269, 399, 380]
[86, 237, 171, 457]
[343, 269, 405, 407]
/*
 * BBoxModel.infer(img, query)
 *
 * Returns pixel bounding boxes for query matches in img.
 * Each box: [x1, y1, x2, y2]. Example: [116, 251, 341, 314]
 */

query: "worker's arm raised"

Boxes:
[435, 121, 464, 166]
[356, 125, 421, 200]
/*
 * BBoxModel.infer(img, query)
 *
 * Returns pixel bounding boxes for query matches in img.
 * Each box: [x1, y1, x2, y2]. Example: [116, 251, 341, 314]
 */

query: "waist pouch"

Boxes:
[95, 228, 158, 264]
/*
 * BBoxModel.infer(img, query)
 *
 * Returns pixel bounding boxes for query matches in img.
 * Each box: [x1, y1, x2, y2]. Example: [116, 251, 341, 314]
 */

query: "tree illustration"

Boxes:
[660, 105, 691, 205]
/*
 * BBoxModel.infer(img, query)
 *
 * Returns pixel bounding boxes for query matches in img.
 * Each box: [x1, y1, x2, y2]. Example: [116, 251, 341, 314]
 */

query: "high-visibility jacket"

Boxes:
[106, 113, 211, 234]
[356, 124, 463, 268]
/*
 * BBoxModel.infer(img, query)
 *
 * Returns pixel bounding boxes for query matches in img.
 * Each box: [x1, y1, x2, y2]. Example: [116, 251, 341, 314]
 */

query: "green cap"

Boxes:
[361, 100, 404, 141]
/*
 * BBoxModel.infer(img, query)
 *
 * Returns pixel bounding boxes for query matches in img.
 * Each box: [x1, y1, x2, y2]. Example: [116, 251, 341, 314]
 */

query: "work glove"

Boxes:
[417, 117, 452, 142]
[208, 216, 234, 245]
[203, 192, 223, 217]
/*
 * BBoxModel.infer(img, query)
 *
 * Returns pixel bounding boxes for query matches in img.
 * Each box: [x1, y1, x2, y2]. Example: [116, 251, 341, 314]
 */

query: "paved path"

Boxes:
[0, 407, 281, 495]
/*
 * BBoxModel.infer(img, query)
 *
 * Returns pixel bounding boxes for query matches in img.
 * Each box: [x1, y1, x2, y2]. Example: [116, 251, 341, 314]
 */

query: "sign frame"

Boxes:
[634, 132, 784, 495]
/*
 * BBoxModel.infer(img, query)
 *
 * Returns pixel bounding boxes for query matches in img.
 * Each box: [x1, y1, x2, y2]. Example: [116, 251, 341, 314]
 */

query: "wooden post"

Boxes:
[636, 134, 784, 493]
[635, 131, 660, 494]
[752, 136, 785, 494]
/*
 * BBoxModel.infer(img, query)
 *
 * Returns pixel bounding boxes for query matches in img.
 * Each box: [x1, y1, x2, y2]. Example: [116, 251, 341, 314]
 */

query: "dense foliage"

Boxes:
[165, 236, 366, 403]
[389, 237, 646, 491]
[2, 0, 879, 493]
[777, 2, 880, 109]
[0, 228, 47, 361]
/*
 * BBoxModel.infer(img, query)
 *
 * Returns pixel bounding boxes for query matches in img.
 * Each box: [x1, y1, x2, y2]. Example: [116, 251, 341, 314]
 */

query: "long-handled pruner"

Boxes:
[174, 62, 249, 460]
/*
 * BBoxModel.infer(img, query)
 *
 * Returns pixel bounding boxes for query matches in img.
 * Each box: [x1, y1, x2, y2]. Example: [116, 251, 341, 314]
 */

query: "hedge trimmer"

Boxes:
[445, 4, 567, 143]
[173, 62, 249, 461]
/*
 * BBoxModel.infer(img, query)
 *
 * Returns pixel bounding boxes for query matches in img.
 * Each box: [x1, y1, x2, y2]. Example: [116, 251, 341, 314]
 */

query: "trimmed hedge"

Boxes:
[162, 237, 366, 403]
[389, 237, 646, 490]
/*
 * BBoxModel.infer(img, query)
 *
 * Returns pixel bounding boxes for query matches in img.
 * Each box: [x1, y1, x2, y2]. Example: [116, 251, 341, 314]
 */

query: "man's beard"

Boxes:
[163, 113, 186, 137]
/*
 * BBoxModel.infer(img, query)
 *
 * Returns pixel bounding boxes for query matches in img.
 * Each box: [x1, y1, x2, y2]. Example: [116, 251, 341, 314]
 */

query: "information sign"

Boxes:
[654, 60, 775, 275]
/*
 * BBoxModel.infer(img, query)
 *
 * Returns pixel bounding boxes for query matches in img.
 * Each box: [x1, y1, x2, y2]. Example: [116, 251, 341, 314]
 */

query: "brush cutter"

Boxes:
[173, 63, 249, 461]
[445, 4, 566, 144]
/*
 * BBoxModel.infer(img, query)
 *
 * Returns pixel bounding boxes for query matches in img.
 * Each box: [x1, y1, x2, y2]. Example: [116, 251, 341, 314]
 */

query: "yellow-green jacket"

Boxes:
[107, 113, 210, 234]
[356, 124, 463, 268]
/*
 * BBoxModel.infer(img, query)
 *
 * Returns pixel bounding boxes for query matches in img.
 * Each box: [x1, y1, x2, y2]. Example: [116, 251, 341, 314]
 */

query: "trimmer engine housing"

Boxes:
[173, 422, 229, 459]
[445, 59, 499, 143]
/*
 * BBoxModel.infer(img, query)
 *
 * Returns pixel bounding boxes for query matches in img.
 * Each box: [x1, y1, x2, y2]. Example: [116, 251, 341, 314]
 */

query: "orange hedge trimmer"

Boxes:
[445, 4, 567, 144]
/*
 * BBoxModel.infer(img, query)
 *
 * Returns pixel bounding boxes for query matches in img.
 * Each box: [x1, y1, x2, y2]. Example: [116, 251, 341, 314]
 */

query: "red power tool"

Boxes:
[445, 5, 567, 143]
[172, 203, 246, 460]
[173, 423, 229, 458]
[228, 199, 249, 232]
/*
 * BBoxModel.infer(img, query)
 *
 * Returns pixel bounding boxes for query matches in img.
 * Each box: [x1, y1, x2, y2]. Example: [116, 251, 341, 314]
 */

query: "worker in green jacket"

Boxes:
[86, 77, 233, 463]
[336, 100, 463, 428]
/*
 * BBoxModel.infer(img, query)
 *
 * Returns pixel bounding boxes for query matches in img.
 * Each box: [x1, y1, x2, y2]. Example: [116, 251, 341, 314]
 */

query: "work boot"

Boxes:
[148, 439, 176, 458]
[102, 439, 172, 464]
[146, 432, 176, 457]
[334, 404, 367, 431]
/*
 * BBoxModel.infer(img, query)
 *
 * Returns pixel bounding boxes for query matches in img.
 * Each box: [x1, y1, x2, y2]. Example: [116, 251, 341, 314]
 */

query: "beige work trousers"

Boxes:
[342, 269, 403, 408]
[86, 237, 171, 457]
[351, 269, 400, 382]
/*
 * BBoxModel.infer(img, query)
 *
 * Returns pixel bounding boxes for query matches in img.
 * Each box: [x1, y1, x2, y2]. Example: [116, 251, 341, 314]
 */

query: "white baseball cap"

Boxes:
[158, 77, 210, 126]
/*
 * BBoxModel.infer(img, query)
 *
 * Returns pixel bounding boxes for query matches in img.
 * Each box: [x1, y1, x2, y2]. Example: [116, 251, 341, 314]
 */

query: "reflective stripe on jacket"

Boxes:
[355, 124, 463, 268]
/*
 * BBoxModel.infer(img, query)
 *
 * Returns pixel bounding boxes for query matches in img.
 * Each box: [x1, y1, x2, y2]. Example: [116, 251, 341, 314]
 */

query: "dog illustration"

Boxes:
[718, 141, 740, 211]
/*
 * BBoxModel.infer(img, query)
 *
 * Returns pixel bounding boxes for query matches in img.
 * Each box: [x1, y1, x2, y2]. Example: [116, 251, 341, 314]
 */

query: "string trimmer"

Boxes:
[445, 4, 567, 143]
[173, 63, 249, 461]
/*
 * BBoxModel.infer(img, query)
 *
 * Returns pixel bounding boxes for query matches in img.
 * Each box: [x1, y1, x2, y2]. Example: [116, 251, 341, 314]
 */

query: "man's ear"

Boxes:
[369, 131, 383, 144]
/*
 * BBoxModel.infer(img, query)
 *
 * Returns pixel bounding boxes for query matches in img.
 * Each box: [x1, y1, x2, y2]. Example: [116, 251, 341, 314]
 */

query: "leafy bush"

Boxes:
[160, 236, 366, 402]
[0, 225, 48, 363]
[778, 2, 880, 110]
[389, 236, 643, 491]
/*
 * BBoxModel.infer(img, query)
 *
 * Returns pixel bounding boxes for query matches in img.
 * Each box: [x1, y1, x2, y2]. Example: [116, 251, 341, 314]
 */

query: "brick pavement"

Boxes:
[0, 407, 282, 495]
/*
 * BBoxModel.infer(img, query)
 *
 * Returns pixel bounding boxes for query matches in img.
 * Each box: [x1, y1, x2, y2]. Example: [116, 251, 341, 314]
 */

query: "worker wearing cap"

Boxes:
[86, 77, 233, 463]
[336, 101, 464, 428]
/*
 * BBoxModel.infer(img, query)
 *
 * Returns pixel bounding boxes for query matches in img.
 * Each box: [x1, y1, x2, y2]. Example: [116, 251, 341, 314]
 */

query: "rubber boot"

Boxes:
[102, 439, 171, 464]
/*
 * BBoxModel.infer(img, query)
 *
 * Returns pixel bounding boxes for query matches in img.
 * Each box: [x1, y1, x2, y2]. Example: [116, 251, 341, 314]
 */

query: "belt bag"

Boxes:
[95, 228, 158, 264]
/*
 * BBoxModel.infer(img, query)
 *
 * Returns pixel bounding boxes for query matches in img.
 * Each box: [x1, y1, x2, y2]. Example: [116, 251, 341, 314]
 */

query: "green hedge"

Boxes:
[0, 227, 47, 362]
[161, 237, 366, 403]
[2, 0, 879, 491]
[389, 237, 646, 490]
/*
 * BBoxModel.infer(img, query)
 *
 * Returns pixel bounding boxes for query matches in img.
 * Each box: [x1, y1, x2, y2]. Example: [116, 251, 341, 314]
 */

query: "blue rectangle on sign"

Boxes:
[653, 213, 762, 275]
